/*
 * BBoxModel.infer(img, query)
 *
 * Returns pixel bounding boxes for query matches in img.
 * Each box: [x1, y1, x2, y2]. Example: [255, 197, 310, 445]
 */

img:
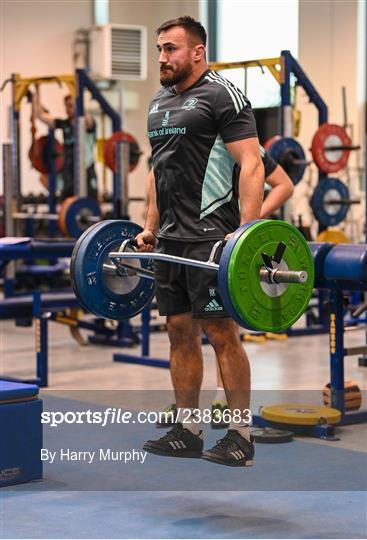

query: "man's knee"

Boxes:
[201, 318, 239, 352]
[167, 313, 200, 347]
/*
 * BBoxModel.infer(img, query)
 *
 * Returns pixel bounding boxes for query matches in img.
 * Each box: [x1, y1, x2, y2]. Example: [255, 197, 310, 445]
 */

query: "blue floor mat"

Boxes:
[26, 394, 367, 491]
[2, 491, 366, 538]
[2, 394, 366, 538]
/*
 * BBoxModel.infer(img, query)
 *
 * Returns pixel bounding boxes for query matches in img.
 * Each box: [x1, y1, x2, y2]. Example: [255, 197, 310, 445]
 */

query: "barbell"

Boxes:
[13, 196, 101, 238]
[70, 219, 315, 332]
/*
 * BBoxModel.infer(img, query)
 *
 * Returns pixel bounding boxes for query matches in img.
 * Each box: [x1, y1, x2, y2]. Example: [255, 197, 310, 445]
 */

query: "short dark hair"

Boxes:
[156, 16, 207, 46]
[64, 94, 73, 104]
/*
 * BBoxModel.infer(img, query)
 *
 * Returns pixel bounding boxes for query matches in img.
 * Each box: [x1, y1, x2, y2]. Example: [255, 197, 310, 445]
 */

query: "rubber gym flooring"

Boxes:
[1, 318, 367, 538]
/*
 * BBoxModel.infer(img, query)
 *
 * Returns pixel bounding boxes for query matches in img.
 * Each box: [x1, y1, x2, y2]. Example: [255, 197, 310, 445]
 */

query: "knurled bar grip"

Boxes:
[108, 252, 308, 284]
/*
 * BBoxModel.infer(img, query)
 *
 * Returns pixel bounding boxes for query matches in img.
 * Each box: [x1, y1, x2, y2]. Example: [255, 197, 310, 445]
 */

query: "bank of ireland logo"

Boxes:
[162, 111, 170, 126]
[182, 98, 198, 110]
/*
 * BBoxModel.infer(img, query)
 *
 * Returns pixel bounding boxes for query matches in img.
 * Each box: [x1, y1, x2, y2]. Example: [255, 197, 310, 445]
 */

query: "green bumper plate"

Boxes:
[227, 220, 314, 332]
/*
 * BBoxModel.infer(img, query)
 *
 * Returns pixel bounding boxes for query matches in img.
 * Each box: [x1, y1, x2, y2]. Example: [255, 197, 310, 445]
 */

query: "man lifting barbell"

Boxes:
[135, 16, 265, 467]
[70, 17, 311, 467]
[156, 152, 295, 429]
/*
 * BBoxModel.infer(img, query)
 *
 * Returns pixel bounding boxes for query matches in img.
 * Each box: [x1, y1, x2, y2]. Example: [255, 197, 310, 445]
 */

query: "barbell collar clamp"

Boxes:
[104, 261, 155, 280]
[259, 268, 308, 284]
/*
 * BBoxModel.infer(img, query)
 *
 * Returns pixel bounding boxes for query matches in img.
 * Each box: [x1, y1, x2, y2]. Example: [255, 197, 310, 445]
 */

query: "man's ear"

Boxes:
[193, 44, 205, 62]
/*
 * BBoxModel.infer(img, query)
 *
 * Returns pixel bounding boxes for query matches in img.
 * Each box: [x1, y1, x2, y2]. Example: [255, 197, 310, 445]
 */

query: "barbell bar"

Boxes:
[13, 211, 99, 222]
[70, 219, 315, 332]
[108, 243, 308, 285]
[13, 196, 101, 238]
[324, 199, 360, 206]
[324, 144, 360, 152]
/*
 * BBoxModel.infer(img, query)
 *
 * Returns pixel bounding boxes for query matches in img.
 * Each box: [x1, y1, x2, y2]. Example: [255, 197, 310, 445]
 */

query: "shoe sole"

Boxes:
[201, 454, 254, 467]
[143, 445, 202, 458]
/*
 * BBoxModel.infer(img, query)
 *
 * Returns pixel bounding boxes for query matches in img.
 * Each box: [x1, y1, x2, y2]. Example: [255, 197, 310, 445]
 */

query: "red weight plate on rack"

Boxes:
[103, 131, 141, 173]
[29, 135, 64, 174]
[311, 123, 351, 173]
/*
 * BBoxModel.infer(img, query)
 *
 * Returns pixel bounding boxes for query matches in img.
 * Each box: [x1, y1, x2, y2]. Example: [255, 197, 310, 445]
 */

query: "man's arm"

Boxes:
[260, 165, 294, 218]
[144, 168, 159, 231]
[136, 168, 159, 251]
[226, 137, 264, 225]
[32, 92, 55, 129]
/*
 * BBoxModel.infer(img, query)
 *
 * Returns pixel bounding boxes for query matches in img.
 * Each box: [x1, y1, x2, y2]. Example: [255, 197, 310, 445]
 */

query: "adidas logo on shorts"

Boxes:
[204, 299, 223, 312]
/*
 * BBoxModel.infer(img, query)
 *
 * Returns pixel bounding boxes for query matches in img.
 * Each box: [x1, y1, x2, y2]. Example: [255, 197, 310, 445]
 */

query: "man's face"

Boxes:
[157, 26, 196, 87]
[64, 98, 75, 119]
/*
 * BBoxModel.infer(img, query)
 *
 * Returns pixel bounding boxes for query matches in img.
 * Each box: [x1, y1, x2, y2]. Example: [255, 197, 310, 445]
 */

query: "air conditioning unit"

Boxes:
[89, 24, 147, 81]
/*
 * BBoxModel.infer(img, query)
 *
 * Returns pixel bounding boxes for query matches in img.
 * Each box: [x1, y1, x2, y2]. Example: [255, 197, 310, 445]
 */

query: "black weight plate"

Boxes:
[267, 137, 306, 185]
[251, 427, 294, 443]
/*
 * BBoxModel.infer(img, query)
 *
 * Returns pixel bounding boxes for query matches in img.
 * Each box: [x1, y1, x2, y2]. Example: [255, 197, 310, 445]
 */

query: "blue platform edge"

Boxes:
[0, 380, 39, 402]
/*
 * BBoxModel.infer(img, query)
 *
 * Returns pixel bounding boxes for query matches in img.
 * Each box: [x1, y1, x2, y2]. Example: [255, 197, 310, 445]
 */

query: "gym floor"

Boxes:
[1, 317, 367, 539]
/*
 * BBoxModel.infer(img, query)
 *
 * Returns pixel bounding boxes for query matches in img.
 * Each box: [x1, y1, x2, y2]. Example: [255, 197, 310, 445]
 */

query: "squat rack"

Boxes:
[2, 69, 129, 238]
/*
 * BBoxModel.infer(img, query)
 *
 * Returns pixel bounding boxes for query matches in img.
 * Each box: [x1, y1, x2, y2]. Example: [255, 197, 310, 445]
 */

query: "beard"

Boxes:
[160, 63, 193, 87]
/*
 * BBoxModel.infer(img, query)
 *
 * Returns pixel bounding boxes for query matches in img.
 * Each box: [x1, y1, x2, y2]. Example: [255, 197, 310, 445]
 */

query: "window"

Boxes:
[216, 0, 299, 108]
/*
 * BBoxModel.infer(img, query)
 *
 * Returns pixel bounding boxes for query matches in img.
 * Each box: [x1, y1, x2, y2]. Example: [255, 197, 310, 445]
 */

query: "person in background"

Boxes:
[32, 92, 97, 200]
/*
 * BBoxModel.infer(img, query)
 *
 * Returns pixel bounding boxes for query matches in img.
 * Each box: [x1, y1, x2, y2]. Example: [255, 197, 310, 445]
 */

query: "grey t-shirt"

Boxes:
[147, 69, 258, 241]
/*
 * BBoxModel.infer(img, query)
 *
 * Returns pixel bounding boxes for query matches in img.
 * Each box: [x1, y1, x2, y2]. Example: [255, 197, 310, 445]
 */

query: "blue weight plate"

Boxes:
[310, 178, 349, 227]
[69, 221, 103, 314]
[70, 220, 155, 320]
[267, 137, 306, 185]
[218, 221, 262, 331]
[65, 197, 101, 238]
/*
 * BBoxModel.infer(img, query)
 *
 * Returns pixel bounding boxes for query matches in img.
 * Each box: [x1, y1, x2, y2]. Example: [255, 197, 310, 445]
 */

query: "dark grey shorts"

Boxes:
[153, 239, 229, 319]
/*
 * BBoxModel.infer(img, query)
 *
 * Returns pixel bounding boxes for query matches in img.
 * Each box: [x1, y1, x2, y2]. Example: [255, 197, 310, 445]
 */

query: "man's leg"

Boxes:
[200, 318, 254, 467]
[200, 318, 250, 415]
[211, 360, 230, 429]
[142, 311, 204, 458]
[154, 313, 208, 428]
[167, 312, 203, 411]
